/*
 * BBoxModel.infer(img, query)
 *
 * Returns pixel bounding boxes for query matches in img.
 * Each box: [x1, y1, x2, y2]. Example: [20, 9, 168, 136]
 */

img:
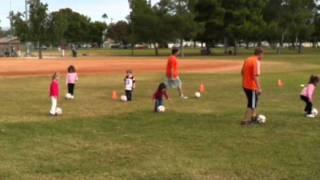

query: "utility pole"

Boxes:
[130, 0, 135, 56]
[25, 0, 30, 56]
[8, 0, 13, 57]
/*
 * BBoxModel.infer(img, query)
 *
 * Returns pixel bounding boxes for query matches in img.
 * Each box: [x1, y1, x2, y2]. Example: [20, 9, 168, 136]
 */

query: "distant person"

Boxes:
[72, 44, 77, 58]
[153, 82, 169, 112]
[166, 47, 188, 99]
[124, 70, 136, 101]
[61, 44, 66, 57]
[66, 65, 79, 99]
[300, 75, 319, 118]
[241, 48, 264, 126]
[49, 72, 60, 116]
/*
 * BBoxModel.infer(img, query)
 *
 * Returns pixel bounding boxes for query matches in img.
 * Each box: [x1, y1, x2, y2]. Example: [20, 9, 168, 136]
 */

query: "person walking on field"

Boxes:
[166, 47, 188, 99]
[241, 48, 264, 126]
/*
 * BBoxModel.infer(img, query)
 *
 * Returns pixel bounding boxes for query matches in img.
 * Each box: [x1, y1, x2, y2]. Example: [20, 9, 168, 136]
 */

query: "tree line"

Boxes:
[123, 0, 320, 55]
[10, 0, 107, 59]
[9, 0, 320, 58]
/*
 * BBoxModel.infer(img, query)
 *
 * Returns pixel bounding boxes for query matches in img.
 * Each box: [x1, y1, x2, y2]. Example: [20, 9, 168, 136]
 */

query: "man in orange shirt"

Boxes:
[166, 47, 188, 99]
[241, 48, 264, 125]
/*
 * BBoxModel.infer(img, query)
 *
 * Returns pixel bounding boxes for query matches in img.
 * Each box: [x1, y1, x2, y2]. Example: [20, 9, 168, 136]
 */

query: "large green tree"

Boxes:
[194, 0, 224, 50]
[88, 21, 107, 47]
[129, 0, 175, 56]
[107, 21, 130, 45]
[170, 0, 201, 56]
[29, 0, 49, 59]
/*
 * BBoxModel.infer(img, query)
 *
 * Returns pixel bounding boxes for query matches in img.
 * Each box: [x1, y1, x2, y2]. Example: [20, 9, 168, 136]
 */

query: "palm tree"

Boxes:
[102, 13, 108, 22]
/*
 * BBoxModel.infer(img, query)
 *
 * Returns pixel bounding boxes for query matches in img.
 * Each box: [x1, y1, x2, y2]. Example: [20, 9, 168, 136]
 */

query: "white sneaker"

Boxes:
[181, 96, 188, 100]
[306, 114, 316, 118]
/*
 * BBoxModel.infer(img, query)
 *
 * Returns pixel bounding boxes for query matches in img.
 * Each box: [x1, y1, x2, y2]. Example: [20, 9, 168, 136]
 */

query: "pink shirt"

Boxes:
[50, 80, 60, 98]
[66, 73, 79, 84]
[301, 84, 316, 101]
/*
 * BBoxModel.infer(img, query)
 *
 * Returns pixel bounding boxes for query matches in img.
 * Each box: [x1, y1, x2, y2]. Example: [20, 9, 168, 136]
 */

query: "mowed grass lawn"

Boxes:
[1, 54, 320, 179]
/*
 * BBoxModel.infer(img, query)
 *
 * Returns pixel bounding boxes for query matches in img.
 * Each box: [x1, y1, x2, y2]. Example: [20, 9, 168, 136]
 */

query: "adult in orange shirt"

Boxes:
[166, 47, 188, 99]
[241, 48, 264, 125]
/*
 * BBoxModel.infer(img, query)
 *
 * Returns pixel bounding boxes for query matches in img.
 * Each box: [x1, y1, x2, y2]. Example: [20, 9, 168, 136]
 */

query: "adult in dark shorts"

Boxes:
[241, 48, 264, 125]
[166, 48, 188, 99]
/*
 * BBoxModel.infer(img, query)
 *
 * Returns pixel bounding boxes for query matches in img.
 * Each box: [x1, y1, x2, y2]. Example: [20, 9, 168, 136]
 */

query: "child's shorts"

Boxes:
[243, 88, 259, 109]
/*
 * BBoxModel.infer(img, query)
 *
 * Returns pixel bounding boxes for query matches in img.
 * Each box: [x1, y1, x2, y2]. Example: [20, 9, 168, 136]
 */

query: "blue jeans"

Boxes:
[154, 99, 164, 112]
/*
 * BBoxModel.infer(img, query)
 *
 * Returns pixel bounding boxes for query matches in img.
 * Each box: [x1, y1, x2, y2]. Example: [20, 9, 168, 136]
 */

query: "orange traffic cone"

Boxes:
[200, 83, 206, 93]
[278, 79, 284, 88]
[112, 90, 118, 100]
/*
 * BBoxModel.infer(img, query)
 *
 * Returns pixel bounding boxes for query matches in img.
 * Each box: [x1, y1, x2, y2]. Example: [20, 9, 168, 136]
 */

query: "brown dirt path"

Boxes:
[0, 56, 243, 77]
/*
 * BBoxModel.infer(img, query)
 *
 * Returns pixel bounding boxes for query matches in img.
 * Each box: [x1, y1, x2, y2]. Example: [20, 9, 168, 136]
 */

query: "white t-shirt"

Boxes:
[125, 75, 136, 91]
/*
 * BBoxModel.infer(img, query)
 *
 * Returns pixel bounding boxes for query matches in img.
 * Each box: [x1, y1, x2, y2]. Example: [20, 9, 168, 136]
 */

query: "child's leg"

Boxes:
[50, 97, 57, 115]
[301, 96, 312, 113]
[154, 100, 159, 112]
[125, 90, 132, 101]
[306, 101, 313, 114]
[154, 99, 162, 112]
[68, 84, 72, 95]
[70, 84, 75, 95]
[128, 90, 132, 101]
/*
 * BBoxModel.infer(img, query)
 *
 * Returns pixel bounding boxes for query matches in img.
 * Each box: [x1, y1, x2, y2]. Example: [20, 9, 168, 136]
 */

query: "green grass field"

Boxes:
[1, 52, 320, 179]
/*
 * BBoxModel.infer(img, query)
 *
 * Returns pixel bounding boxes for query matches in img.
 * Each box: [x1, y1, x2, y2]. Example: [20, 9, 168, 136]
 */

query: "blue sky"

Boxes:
[0, 0, 159, 28]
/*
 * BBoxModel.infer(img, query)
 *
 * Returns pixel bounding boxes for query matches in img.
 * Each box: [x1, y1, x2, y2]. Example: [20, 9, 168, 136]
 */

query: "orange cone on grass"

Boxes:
[112, 90, 118, 100]
[200, 83, 206, 93]
[278, 79, 284, 88]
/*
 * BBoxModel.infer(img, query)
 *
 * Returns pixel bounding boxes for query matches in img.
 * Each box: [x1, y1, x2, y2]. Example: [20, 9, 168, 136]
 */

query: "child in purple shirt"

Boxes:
[153, 82, 169, 112]
[300, 75, 319, 118]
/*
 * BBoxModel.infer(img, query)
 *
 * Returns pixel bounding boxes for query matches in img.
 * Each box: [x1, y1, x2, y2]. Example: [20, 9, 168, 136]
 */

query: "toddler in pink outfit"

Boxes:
[300, 75, 319, 118]
[66, 65, 79, 99]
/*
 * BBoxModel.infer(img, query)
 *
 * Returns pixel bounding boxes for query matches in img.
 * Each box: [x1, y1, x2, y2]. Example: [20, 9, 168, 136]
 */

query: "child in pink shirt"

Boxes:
[50, 72, 60, 116]
[66, 65, 79, 99]
[300, 75, 319, 118]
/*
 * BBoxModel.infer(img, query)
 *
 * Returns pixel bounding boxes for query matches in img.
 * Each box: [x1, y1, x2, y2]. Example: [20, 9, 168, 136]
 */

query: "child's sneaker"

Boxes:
[306, 114, 316, 118]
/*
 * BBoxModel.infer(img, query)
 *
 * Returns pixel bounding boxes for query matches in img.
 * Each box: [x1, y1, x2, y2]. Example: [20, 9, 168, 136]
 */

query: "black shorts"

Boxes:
[244, 88, 259, 109]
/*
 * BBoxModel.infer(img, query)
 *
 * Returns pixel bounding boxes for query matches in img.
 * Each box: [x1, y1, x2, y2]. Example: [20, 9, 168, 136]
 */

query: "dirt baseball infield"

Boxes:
[0, 56, 243, 77]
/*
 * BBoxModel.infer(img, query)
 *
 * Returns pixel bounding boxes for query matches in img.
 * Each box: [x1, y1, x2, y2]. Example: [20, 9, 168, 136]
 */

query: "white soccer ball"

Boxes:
[120, 95, 127, 102]
[312, 108, 318, 116]
[257, 114, 267, 124]
[195, 92, 201, 98]
[65, 93, 74, 100]
[157, 105, 166, 112]
[56, 107, 63, 115]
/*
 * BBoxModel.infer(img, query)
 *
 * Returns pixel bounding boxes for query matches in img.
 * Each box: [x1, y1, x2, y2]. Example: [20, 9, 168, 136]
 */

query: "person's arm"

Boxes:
[164, 91, 169, 100]
[255, 76, 262, 94]
[133, 77, 136, 89]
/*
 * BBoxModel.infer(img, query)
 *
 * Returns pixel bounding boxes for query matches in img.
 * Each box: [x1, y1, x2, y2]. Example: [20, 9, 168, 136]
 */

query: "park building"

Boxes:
[0, 36, 21, 57]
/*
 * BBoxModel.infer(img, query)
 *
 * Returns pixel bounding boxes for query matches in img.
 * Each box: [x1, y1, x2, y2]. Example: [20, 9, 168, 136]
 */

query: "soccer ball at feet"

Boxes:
[257, 114, 266, 124]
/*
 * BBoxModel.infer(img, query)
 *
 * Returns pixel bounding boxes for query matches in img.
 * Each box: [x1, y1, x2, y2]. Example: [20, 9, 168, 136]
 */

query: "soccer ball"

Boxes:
[65, 93, 74, 100]
[56, 107, 63, 115]
[257, 114, 267, 124]
[195, 92, 201, 98]
[312, 108, 318, 116]
[157, 105, 166, 112]
[120, 95, 127, 102]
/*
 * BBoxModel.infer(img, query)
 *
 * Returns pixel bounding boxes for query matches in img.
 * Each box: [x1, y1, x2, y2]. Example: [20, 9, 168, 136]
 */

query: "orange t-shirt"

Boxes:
[242, 56, 261, 90]
[166, 55, 179, 79]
